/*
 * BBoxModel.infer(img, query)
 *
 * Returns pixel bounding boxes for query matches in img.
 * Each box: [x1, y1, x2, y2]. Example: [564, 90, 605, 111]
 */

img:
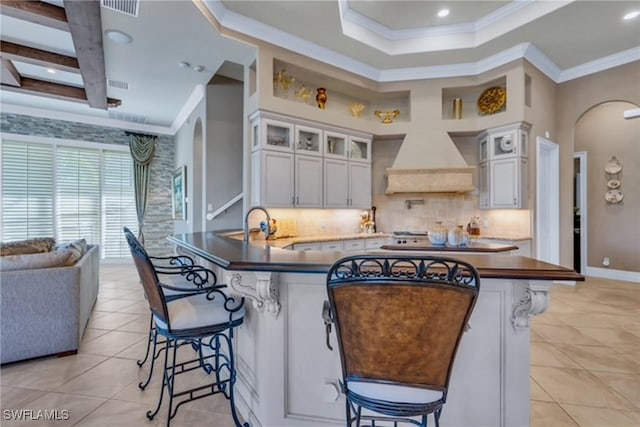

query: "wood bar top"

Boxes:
[168, 231, 584, 281]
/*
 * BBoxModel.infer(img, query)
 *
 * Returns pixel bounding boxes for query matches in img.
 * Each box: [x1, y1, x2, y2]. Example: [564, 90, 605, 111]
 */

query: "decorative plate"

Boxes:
[605, 189, 623, 204]
[477, 86, 506, 115]
[604, 157, 622, 174]
[607, 179, 621, 189]
[499, 136, 514, 152]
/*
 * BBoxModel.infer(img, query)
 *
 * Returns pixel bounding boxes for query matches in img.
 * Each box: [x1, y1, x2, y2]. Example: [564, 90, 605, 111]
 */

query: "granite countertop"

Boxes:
[168, 231, 583, 281]
[380, 241, 518, 253]
[220, 231, 391, 249]
[470, 235, 532, 242]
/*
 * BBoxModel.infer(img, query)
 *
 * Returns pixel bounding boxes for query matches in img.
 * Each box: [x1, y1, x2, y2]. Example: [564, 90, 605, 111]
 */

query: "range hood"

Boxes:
[385, 130, 475, 194]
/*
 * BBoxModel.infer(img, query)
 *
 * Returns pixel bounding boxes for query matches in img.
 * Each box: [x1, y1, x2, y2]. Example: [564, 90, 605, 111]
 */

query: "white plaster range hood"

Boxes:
[385, 130, 475, 194]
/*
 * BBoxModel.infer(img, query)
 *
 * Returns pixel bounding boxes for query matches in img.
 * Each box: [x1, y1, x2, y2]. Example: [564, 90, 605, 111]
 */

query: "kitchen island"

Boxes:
[169, 231, 583, 427]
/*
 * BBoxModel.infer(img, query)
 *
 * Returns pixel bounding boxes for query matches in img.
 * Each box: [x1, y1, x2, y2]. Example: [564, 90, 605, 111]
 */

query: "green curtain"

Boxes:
[127, 132, 156, 246]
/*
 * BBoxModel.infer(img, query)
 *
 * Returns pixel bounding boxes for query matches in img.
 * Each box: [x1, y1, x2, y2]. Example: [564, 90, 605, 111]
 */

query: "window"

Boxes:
[1, 141, 54, 241]
[1, 137, 138, 259]
[102, 151, 138, 258]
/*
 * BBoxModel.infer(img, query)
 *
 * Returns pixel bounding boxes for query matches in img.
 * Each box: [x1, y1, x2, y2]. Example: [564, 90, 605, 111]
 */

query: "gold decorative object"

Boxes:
[477, 86, 506, 115]
[349, 102, 365, 118]
[294, 85, 313, 104]
[374, 109, 400, 124]
[316, 88, 327, 109]
[274, 69, 295, 98]
[453, 98, 463, 119]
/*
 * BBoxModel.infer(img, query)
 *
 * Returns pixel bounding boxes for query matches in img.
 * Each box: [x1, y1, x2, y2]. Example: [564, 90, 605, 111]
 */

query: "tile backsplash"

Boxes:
[372, 193, 531, 237]
[263, 199, 530, 239]
[256, 209, 363, 236]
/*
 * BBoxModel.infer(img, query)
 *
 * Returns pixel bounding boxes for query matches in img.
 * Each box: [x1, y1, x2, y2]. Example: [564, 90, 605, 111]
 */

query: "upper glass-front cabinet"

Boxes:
[294, 125, 322, 156]
[252, 116, 294, 152]
[349, 136, 371, 163]
[324, 131, 348, 158]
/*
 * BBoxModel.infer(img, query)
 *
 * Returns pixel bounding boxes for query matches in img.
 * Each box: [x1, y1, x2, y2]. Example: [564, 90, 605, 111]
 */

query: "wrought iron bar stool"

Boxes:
[124, 228, 221, 390]
[124, 228, 248, 427]
[323, 255, 480, 427]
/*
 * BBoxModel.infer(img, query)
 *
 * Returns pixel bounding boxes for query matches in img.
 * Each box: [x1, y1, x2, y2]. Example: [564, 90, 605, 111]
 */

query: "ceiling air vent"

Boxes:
[101, 0, 139, 17]
[108, 79, 129, 90]
[109, 111, 148, 124]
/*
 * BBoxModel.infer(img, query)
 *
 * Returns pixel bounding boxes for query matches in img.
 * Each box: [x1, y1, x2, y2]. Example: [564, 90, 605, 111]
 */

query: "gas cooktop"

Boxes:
[391, 231, 430, 245]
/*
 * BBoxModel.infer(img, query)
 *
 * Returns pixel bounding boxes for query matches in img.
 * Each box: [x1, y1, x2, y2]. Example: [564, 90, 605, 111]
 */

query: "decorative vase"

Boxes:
[453, 98, 463, 119]
[448, 225, 469, 246]
[428, 221, 447, 245]
[316, 88, 327, 109]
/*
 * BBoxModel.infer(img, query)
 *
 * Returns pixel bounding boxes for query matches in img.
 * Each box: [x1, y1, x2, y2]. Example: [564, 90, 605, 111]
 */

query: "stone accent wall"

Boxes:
[0, 113, 175, 255]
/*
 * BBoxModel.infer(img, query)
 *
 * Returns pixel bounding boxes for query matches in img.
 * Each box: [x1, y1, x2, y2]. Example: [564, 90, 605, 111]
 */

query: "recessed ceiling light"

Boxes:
[623, 10, 640, 20]
[178, 61, 191, 69]
[104, 29, 133, 44]
[437, 9, 450, 18]
[46, 68, 56, 74]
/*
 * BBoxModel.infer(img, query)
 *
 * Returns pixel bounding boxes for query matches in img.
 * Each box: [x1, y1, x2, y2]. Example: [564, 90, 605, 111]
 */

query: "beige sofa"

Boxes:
[0, 245, 100, 364]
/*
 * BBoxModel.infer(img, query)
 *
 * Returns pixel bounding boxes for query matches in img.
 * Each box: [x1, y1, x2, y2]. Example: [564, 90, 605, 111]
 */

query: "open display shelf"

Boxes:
[272, 59, 410, 126]
[441, 76, 507, 121]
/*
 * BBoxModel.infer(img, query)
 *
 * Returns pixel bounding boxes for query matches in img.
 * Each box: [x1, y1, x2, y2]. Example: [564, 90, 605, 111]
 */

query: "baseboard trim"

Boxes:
[586, 266, 640, 283]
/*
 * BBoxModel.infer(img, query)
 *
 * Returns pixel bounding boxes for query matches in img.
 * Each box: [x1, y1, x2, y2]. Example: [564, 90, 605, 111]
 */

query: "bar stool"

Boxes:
[124, 228, 248, 427]
[323, 255, 480, 427]
[124, 228, 221, 390]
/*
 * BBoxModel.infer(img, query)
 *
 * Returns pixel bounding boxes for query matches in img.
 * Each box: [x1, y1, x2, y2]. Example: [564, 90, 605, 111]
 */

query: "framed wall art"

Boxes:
[172, 166, 186, 220]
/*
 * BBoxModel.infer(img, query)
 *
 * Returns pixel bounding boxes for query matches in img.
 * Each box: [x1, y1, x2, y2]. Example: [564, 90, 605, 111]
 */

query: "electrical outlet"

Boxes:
[602, 257, 610, 267]
[482, 218, 489, 228]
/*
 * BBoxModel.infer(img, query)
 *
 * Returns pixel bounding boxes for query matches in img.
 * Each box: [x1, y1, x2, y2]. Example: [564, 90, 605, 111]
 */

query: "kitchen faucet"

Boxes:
[243, 206, 271, 242]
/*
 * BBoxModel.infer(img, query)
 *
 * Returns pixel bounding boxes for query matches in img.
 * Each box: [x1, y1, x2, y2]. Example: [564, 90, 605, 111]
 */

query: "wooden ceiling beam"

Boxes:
[0, 0, 69, 31]
[1, 59, 21, 86]
[0, 41, 80, 73]
[1, 77, 121, 107]
[63, 0, 108, 109]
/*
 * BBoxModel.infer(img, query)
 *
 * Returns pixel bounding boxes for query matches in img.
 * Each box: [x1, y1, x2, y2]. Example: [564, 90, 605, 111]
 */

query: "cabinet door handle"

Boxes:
[296, 196, 299, 205]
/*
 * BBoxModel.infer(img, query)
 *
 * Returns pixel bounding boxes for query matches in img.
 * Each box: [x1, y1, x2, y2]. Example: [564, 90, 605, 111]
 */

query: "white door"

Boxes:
[295, 155, 323, 208]
[349, 162, 371, 208]
[324, 158, 348, 207]
[490, 158, 518, 208]
[262, 150, 294, 207]
[536, 137, 560, 264]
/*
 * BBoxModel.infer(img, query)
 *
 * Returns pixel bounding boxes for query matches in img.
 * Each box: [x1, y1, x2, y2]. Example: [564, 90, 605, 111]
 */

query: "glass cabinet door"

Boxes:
[324, 131, 348, 158]
[349, 137, 371, 163]
[262, 119, 294, 152]
[295, 125, 322, 156]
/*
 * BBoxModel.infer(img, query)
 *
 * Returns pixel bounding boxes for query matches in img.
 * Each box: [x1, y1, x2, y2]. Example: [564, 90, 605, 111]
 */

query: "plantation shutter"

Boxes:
[55, 146, 101, 245]
[102, 150, 138, 258]
[1, 141, 55, 241]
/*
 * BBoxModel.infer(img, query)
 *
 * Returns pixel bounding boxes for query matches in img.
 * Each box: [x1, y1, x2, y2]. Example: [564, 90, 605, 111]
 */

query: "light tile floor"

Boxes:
[1, 263, 639, 426]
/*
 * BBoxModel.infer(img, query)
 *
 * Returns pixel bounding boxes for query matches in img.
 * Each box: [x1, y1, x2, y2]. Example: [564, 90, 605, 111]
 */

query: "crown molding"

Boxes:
[557, 46, 640, 83]
[0, 103, 174, 135]
[204, 0, 635, 85]
[337, 0, 573, 55]
[170, 84, 205, 134]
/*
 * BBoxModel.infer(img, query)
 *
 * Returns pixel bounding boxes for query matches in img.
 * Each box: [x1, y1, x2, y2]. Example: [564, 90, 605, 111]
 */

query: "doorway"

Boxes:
[573, 152, 587, 275]
[536, 137, 560, 264]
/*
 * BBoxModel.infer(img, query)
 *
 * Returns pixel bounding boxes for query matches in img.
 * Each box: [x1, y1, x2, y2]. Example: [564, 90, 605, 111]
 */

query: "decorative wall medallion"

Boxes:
[477, 86, 506, 115]
[607, 179, 621, 189]
[604, 157, 622, 174]
[605, 189, 624, 204]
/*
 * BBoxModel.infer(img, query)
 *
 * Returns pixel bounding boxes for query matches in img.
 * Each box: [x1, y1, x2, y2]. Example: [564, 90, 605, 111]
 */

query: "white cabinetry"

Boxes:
[323, 160, 371, 209]
[478, 122, 530, 209]
[323, 133, 372, 209]
[251, 111, 372, 209]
